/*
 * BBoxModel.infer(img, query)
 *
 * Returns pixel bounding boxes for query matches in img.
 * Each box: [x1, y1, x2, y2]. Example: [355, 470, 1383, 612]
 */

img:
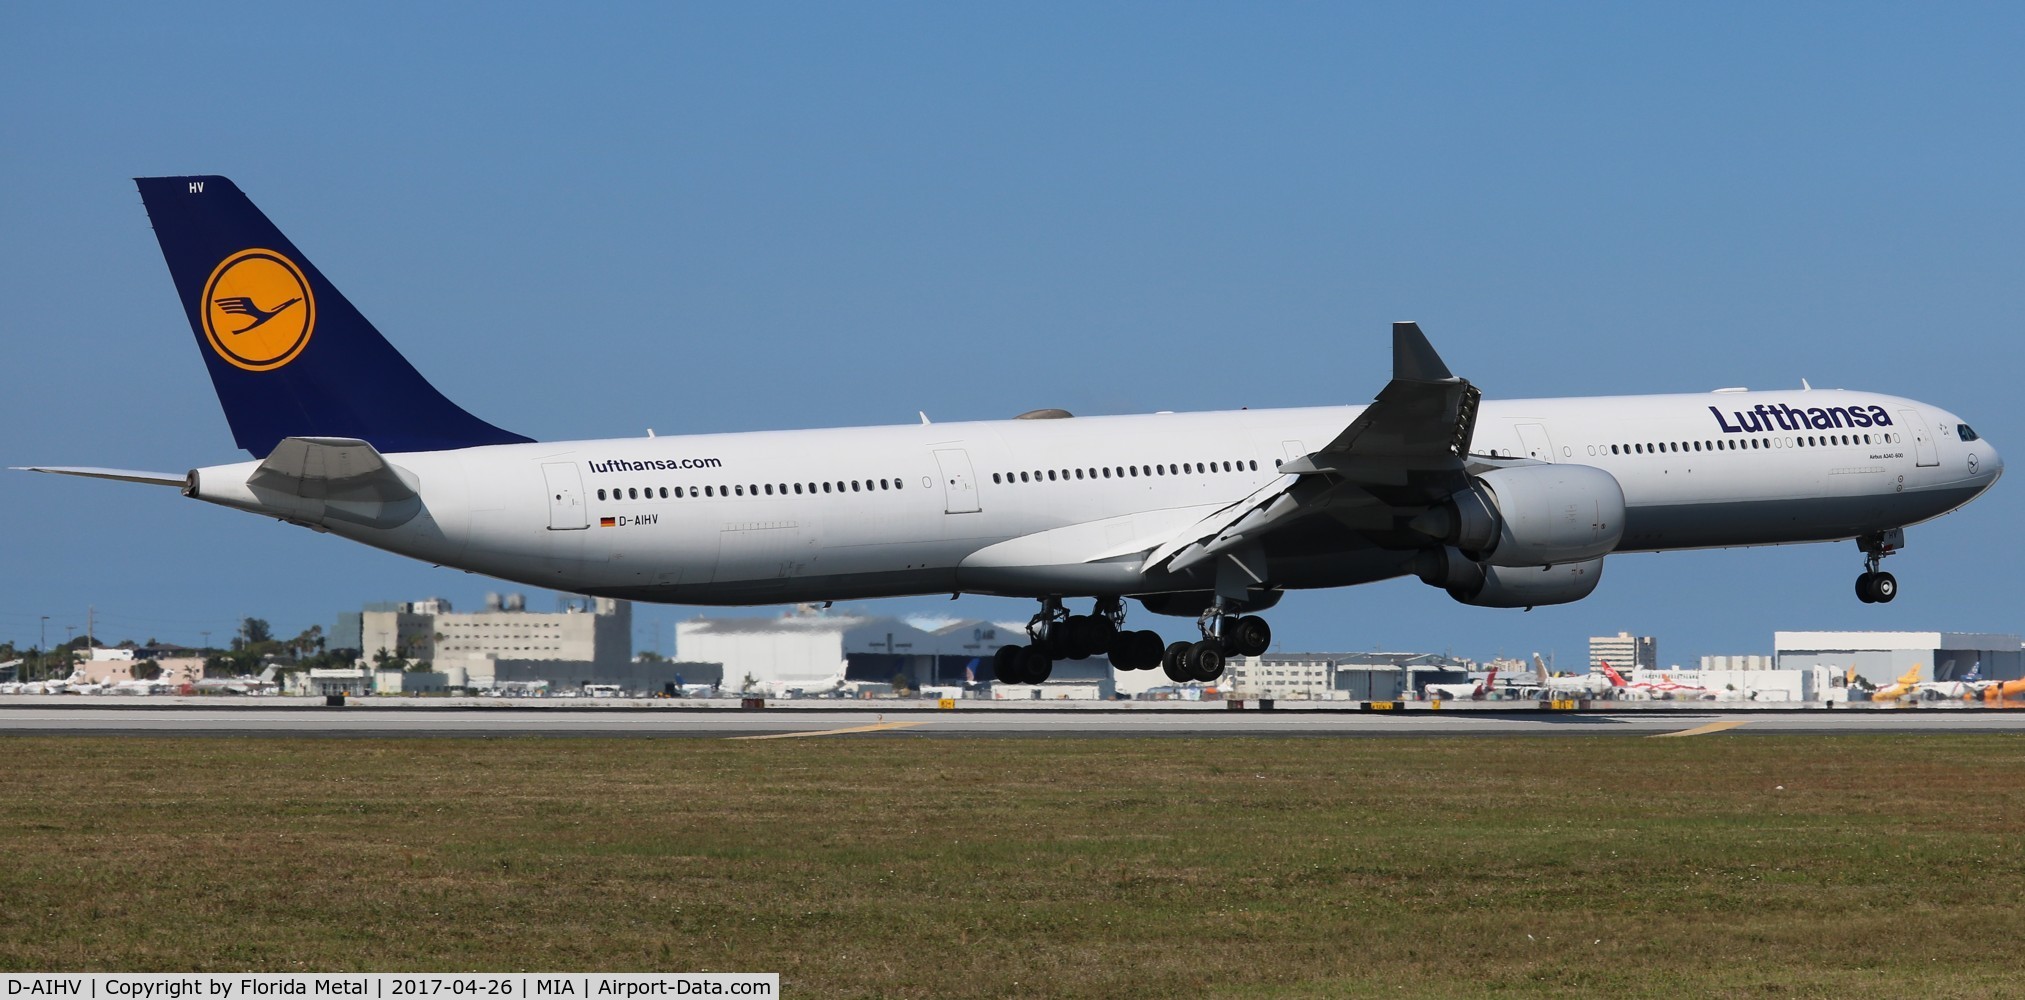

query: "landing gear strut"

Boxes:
[1854, 530, 1901, 604]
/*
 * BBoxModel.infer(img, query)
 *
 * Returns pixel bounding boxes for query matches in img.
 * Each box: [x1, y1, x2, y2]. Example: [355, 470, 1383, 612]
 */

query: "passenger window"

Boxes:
[596, 489, 606, 501]
[1249, 460, 1258, 471]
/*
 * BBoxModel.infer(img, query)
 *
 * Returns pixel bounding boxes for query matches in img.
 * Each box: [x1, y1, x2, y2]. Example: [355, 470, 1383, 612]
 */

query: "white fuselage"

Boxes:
[188, 388, 2002, 607]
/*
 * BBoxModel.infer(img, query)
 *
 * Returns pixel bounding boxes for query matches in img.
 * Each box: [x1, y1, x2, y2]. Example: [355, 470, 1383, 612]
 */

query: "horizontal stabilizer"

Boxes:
[249, 437, 417, 504]
[12, 466, 187, 487]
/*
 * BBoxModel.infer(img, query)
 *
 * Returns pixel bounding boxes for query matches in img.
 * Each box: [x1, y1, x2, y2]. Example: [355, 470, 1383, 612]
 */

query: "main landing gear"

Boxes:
[993, 598, 1164, 686]
[990, 597, 1274, 686]
[1153, 603, 1272, 685]
[1855, 530, 1901, 604]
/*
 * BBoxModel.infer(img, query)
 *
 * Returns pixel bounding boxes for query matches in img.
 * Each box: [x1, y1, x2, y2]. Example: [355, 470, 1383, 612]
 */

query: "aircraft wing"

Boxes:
[1140, 322, 1481, 577]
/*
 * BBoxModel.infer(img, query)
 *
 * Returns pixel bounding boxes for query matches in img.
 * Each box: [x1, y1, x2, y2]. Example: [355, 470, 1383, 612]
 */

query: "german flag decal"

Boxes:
[599, 516, 616, 527]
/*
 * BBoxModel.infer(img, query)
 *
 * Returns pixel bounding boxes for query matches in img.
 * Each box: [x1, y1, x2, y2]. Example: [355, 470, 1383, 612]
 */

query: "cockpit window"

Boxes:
[1959, 424, 1979, 442]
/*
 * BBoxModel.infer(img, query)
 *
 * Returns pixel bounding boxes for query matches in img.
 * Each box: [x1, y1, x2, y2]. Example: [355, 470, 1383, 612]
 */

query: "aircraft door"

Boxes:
[934, 449, 982, 514]
[1516, 423, 1556, 463]
[542, 462, 589, 530]
[1898, 409, 1939, 467]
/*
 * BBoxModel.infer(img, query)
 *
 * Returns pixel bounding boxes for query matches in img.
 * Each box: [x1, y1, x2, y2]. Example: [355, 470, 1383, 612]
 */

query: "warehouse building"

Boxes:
[1214, 651, 1472, 701]
[1774, 631, 2023, 685]
[676, 609, 1058, 696]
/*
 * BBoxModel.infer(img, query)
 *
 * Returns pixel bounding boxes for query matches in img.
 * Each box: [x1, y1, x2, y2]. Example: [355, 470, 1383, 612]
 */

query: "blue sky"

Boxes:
[3, 3, 2020, 667]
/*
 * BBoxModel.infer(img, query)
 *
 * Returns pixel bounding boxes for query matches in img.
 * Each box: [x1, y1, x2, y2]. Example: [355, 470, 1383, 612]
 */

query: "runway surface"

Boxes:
[3, 704, 2023, 737]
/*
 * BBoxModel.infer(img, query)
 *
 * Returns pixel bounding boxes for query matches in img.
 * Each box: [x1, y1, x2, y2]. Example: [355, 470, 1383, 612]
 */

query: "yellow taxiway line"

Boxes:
[726, 720, 930, 741]
[1649, 720, 1750, 739]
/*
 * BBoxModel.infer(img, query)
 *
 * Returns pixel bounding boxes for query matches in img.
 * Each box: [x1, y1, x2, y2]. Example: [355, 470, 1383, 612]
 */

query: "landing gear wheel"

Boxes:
[1186, 640, 1226, 682]
[994, 644, 1026, 684]
[1855, 572, 1876, 604]
[1021, 646, 1055, 684]
[1108, 631, 1139, 671]
[1230, 615, 1271, 657]
[1871, 571, 1897, 603]
[1134, 630, 1165, 670]
[1063, 615, 1114, 659]
[1162, 642, 1193, 683]
[1109, 630, 1161, 671]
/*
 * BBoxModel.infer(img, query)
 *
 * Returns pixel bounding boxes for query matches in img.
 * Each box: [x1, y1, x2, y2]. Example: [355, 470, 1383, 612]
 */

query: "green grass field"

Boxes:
[1, 734, 2021, 998]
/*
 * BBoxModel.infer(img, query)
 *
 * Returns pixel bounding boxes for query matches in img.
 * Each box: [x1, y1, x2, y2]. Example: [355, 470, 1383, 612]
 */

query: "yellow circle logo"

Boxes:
[201, 249, 315, 371]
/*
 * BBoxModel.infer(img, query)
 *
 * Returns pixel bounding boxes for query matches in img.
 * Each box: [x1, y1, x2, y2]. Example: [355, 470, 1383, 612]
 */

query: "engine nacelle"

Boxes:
[1415, 465, 1625, 567]
[1448, 558, 1606, 608]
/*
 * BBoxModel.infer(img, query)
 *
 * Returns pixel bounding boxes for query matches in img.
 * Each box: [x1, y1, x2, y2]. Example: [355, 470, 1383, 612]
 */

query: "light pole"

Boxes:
[39, 616, 49, 681]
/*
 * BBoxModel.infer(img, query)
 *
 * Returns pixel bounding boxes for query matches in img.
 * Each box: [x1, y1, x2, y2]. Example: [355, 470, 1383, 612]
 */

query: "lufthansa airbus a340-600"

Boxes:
[21, 177, 2005, 685]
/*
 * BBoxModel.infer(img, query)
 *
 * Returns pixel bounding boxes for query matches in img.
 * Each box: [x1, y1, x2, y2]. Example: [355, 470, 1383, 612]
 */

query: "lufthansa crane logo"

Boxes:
[201, 249, 315, 371]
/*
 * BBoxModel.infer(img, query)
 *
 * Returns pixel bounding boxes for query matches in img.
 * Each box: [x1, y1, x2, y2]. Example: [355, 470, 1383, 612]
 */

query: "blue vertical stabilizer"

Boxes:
[136, 175, 533, 456]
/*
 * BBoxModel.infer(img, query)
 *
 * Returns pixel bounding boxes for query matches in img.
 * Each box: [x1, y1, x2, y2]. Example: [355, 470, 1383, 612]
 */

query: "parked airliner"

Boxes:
[19, 177, 2005, 686]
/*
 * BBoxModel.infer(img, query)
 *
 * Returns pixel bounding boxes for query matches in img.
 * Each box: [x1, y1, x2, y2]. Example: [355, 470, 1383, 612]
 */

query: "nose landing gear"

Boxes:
[1855, 530, 1902, 604]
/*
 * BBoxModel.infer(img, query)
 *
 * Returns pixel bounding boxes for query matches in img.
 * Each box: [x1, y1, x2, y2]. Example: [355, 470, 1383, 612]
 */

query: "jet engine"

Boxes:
[1448, 557, 1605, 608]
[1410, 465, 1625, 567]
[1412, 549, 1606, 607]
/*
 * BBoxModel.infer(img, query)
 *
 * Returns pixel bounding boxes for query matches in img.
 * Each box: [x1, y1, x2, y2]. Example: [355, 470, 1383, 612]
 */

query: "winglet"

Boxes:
[1393, 322, 1455, 382]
